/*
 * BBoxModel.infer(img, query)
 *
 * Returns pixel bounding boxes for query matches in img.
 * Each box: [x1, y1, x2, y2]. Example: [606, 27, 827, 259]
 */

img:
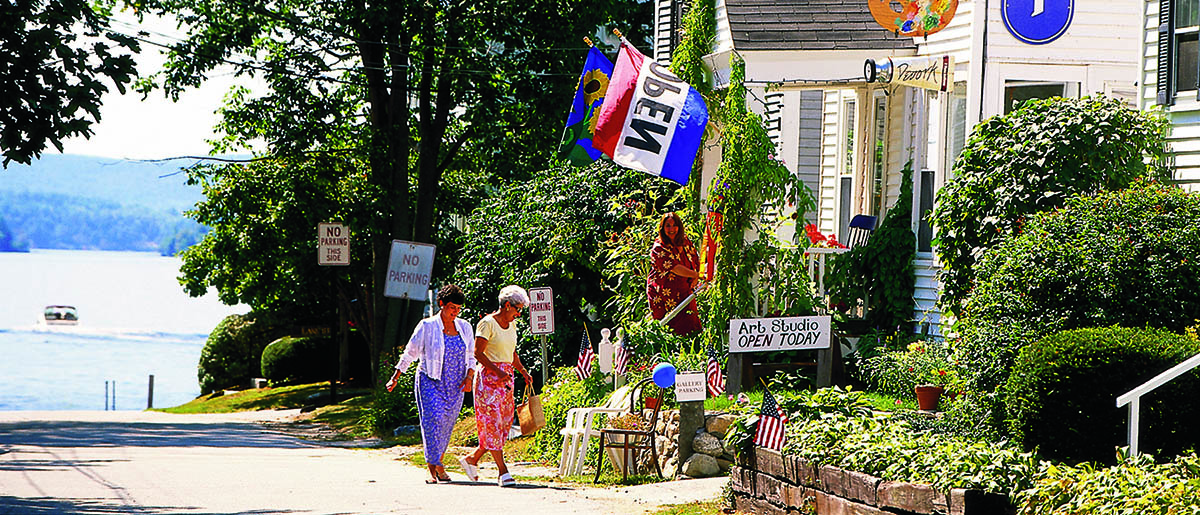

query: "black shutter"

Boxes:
[1158, 0, 1175, 105]
[671, 0, 692, 55]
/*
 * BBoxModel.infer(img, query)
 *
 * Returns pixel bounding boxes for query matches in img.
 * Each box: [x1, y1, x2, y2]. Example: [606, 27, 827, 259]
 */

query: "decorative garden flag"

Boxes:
[559, 47, 614, 166]
[575, 330, 595, 380]
[614, 340, 630, 376]
[706, 346, 725, 397]
[754, 388, 788, 451]
[592, 39, 709, 186]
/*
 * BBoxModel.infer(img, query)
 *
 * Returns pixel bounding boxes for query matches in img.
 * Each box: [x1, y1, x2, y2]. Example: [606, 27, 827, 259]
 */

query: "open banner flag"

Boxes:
[559, 47, 615, 166]
[592, 40, 708, 186]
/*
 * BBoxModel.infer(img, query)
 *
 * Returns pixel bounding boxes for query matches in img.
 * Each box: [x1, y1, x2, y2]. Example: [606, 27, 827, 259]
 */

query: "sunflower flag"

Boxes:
[559, 46, 614, 166]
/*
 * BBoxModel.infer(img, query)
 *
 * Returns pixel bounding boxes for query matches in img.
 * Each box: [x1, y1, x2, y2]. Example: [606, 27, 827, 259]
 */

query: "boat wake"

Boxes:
[0, 325, 208, 344]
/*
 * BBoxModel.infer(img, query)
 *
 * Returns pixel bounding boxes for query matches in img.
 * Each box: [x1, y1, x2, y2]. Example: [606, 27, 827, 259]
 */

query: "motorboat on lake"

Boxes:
[40, 305, 79, 326]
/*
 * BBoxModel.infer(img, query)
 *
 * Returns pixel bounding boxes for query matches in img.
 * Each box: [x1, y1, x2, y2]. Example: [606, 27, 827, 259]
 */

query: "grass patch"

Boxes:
[859, 391, 916, 411]
[649, 499, 725, 515]
[156, 383, 345, 414]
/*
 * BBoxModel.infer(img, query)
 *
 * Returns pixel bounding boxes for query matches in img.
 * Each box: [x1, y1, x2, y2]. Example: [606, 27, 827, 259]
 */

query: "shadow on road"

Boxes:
[0, 495, 304, 514]
[0, 421, 319, 449]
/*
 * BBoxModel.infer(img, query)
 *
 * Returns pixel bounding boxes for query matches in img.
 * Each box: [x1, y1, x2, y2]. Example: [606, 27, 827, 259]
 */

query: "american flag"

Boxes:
[614, 341, 630, 376]
[575, 331, 594, 380]
[706, 346, 725, 397]
[753, 388, 788, 451]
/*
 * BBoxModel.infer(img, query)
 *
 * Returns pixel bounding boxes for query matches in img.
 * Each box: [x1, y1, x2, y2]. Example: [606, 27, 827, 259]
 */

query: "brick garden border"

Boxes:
[729, 447, 1014, 515]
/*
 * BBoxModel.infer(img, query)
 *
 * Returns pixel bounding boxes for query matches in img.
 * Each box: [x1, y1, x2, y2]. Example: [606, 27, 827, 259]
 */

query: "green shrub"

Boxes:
[260, 336, 337, 385]
[1015, 451, 1200, 515]
[1005, 327, 1200, 464]
[363, 349, 418, 436]
[931, 96, 1170, 313]
[724, 387, 1038, 495]
[956, 182, 1200, 390]
[784, 415, 1039, 495]
[198, 312, 287, 394]
[527, 366, 614, 463]
[827, 162, 916, 334]
[861, 338, 962, 398]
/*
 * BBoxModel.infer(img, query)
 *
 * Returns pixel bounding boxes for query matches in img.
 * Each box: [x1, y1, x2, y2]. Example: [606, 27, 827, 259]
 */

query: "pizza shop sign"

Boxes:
[727, 316, 831, 353]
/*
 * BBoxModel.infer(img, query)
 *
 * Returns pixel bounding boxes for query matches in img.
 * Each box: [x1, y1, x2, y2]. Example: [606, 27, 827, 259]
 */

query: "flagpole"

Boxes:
[659, 283, 706, 326]
[583, 36, 593, 47]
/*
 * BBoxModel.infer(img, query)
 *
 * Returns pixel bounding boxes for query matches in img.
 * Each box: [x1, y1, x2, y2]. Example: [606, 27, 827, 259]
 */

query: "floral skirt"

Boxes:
[473, 362, 514, 451]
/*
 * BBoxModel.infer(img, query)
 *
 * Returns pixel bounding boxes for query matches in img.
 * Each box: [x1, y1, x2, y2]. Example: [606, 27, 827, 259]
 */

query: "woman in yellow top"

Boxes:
[459, 285, 532, 487]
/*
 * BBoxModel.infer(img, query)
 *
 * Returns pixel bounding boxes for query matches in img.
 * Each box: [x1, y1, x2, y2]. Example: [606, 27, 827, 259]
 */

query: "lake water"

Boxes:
[0, 250, 245, 410]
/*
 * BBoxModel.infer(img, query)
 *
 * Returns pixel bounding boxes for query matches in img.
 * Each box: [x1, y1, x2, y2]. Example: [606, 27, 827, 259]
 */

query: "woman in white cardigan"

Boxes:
[386, 284, 476, 483]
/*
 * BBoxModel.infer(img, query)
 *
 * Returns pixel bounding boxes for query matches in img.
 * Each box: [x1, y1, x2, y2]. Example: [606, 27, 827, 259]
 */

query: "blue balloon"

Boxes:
[652, 363, 677, 388]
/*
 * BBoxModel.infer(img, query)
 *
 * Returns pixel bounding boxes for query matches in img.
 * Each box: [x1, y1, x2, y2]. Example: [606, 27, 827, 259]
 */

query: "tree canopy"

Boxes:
[138, 0, 652, 377]
[0, 0, 139, 167]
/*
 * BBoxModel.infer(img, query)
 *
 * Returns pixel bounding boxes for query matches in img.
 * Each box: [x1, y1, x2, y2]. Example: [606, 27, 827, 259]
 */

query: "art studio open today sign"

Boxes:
[727, 315, 831, 353]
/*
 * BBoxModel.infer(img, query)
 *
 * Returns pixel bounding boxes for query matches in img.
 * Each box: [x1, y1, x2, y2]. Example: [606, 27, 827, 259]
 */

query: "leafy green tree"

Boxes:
[133, 0, 651, 377]
[930, 97, 1169, 315]
[452, 161, 659, 370]
[0, 0, 139, 166]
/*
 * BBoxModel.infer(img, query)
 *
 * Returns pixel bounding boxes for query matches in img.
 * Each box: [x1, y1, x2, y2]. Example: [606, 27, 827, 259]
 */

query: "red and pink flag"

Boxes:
[592, 40, 709, 186]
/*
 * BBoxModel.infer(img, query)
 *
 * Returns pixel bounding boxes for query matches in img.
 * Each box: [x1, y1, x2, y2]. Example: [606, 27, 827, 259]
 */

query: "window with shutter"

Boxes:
[1163, 0, 1200, 105]
[1176, 0, 1200, 99]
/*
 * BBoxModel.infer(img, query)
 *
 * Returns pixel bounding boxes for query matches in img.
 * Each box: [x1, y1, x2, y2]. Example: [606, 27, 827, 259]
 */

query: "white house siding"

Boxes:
[981, 1, 1140, 116]
[1140, 0, 1200, 192]
[819, 90, 850, 236]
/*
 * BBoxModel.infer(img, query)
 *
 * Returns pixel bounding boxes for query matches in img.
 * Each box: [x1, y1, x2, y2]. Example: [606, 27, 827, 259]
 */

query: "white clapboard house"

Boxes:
[1142, 0, 1200, 190]
[654, 0, 1142, 335]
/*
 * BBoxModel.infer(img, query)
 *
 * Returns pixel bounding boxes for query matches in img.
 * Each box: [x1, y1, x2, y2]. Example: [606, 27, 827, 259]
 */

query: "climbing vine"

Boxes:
[700, 55, 816, 351]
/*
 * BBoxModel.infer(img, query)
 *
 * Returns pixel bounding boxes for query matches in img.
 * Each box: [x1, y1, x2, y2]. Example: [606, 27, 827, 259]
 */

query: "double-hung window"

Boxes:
[1160, 0, 1200, 104]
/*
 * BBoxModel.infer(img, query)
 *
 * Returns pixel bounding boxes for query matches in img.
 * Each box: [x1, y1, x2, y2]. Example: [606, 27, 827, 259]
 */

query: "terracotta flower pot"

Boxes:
[914, 385, 944, 411]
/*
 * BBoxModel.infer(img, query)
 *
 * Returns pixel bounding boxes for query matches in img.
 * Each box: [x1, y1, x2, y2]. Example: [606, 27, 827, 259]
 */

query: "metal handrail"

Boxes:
[1115, 351, 1200, 456]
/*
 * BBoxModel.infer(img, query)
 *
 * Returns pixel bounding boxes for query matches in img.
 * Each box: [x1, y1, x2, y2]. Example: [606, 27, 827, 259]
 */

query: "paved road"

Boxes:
[0, 410, 725, 514]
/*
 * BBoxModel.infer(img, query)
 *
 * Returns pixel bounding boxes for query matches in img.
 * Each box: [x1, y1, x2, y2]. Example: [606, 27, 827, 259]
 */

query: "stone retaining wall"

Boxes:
[730, 447, 1014, 515]
[618, 409, 738, 478]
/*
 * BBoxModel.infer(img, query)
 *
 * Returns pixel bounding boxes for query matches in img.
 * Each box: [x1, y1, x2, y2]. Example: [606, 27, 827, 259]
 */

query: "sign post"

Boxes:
[675, 371, 706, 476]
[528, 287, 555, 384]
[728, 315, 833, 388]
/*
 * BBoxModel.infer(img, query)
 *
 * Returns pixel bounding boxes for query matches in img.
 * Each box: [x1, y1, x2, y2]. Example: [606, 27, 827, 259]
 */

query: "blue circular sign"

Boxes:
[1002, 0, 1074, 45]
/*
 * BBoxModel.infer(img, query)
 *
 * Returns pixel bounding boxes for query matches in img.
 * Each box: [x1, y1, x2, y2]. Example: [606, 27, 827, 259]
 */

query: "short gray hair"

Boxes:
[497, 285, 529, 309]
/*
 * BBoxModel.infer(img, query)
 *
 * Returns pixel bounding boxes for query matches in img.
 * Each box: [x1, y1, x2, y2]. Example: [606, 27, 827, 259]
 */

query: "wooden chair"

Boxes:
[593, 378, 663, 482]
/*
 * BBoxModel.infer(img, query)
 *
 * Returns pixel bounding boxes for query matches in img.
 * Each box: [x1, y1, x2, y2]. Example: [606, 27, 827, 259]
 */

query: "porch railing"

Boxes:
[1116, 351, 1200, 456]
[805, 247, 850, 298]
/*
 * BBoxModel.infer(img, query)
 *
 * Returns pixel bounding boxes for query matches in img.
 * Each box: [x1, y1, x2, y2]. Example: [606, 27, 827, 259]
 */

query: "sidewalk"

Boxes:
[0, 410, 727, 514]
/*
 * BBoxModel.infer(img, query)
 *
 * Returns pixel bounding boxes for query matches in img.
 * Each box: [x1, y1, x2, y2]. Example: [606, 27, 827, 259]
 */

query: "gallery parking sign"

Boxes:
[1002, 0, 1073, 45]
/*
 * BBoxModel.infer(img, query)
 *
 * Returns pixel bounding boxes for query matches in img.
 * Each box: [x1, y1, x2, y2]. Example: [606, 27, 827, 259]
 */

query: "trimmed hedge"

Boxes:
[1005, 327, 1200, 464]
[198, 312, 286, 394]
[956, 182, 1200, 390]
[260, 336, 337, 385]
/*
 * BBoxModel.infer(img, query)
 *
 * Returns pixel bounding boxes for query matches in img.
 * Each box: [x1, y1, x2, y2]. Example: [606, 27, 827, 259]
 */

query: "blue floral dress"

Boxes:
[415, 333, 466, 467]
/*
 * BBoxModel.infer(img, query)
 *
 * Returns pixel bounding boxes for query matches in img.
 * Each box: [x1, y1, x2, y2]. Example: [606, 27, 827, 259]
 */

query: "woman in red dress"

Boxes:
[647, 212, 702, 336]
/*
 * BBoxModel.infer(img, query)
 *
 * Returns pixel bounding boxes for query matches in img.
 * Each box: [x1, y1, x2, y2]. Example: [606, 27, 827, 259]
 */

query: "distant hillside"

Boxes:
[0, 154, 205, 212]
[0, 155, 209, 253]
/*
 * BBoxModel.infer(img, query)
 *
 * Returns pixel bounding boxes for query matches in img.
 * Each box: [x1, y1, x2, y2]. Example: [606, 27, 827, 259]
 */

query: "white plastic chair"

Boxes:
[558, 384, 633, 476]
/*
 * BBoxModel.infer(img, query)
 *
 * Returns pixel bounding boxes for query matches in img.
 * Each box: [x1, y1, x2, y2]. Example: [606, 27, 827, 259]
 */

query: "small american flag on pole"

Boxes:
[753, 388, 788, 451]
[614, 341, 630, 376]
[575, 330, 594, 380]
[706, 346, 725, 397]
